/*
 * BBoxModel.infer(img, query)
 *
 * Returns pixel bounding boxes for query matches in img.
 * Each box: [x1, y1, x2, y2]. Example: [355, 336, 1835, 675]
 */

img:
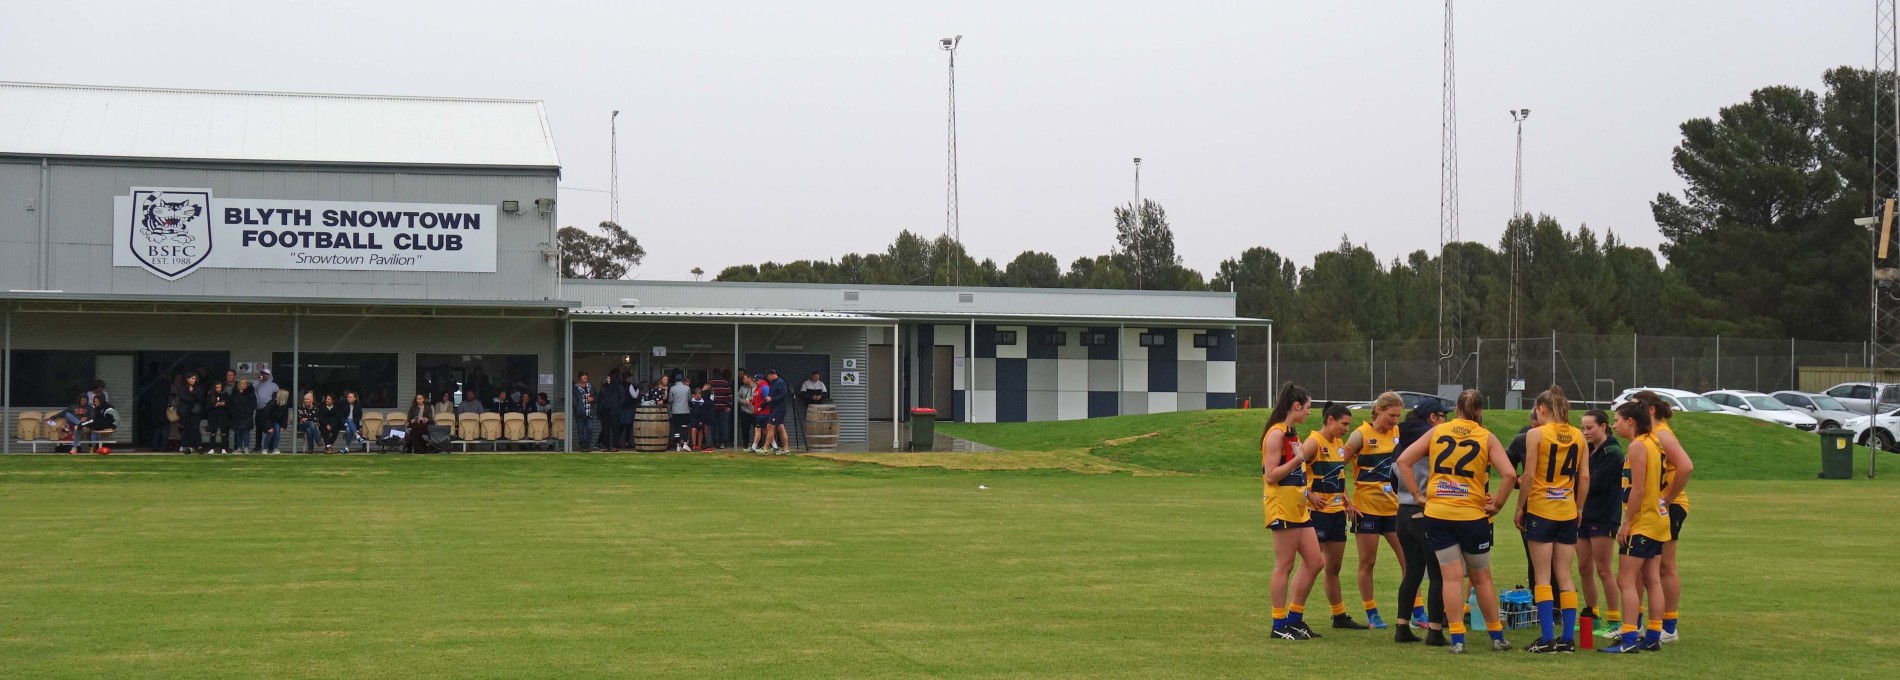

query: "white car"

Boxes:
[1702, 390, 1820, 431]
[1843, 407, 1900, 452]
[1768, 391, 1860, 431]
[1820, 382, 1900, 416]
[1609, 387, 1732, 416]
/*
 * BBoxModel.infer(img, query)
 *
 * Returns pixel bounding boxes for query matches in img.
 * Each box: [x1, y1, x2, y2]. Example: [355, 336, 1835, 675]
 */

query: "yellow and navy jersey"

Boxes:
[1263, 422, 1310, 526]
[1656, 420, 1690, 510]
[1350, 423, 1400, 516]
[1526, 422, 1584, 521]
[1422, 418, 1496, 521]
[1305, 432, 1348, 514]
[1622, 433, 1673, 542]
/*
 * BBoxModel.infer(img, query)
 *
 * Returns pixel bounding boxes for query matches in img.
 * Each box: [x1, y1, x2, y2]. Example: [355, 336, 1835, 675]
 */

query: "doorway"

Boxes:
[933, 346, 954, 419]
[136, 351, 230, 449]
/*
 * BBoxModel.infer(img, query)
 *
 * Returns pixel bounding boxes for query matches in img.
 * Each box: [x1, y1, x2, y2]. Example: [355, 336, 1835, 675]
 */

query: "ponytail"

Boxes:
[1322, 401, 1351, 422]
[1455, 389, 1484, 423]
[1263, 382, 1311, 437]
[1631, 390, 1674, 421]
[1615, 401, 1653, 436]
[1535, 384, 1570, 424]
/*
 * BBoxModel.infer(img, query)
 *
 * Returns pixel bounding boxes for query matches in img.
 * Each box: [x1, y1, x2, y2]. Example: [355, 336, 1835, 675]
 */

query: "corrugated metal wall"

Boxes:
[566, 279, 1238, 319]
[0, 158, 561, 301]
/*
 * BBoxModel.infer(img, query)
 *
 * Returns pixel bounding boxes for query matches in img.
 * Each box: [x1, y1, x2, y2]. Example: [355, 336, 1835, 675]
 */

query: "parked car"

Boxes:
[1820, 382, 1900, 416]
[1843, 406, 1900, 452]
[1348, 390, 1452, 412]
[1609, 387, 1732, 416]
[1702, 390, 1819, 431]
[1768, 391, 1860, 430]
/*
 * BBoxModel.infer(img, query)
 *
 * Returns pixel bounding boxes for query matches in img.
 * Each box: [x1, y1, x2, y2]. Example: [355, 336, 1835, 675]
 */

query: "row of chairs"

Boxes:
[366, 411, 567, 451]
[15, 410, 113, 453]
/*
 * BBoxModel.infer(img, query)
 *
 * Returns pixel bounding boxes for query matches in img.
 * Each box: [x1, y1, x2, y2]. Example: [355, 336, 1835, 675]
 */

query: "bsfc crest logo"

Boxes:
[129, 188, 213, 280]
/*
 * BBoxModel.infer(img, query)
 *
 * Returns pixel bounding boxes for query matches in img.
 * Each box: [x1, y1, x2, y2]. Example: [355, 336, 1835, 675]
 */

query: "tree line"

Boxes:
[577, 66, 1886, 346]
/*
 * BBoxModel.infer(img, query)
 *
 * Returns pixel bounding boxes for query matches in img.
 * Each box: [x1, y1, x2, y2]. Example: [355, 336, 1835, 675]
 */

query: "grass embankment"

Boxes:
[938, 408, 1876, 480]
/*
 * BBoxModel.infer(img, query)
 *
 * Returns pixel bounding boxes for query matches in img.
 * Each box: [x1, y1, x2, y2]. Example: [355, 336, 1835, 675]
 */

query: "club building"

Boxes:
[0, 82, 1269, 452]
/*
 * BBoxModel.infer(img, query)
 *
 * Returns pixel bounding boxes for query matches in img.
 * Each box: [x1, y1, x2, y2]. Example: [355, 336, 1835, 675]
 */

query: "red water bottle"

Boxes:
[1579, 615, 1594, 649]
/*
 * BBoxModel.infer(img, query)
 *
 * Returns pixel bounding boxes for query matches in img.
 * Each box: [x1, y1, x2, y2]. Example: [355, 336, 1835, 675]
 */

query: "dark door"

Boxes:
[933, 346, 954, 419]
[136, 351, 231, 448]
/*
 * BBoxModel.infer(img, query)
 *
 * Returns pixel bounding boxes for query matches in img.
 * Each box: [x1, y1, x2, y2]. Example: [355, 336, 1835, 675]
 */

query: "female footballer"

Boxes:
[1396, 390, 1518, 654]
[1515, 385, 1588, 653]
[1629, 391, 1695, 643]
[1304, 402, 1368, 630]
[1603, 402, 1671, 654]
[1264, 383, 1325, 641]
[1342, 392, 1406, 630]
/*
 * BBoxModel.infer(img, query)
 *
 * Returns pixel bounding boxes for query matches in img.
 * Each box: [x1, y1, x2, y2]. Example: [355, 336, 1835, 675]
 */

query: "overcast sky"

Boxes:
[2, 1, 1867, 281]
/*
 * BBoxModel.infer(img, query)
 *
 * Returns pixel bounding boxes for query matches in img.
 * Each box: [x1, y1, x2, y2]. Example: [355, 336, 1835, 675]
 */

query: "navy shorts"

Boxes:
[1667, 505, 1687, 542]
[1422, 516, 1494, 555]
[1620, 534, 1664, 559]
[1523, 512, 1579, 545]
[1312, 511, 1348, 543]
[1267, 518, 1311, 531]
[1579, 516, 1618, 539]
[1353, 514, 1398, 535]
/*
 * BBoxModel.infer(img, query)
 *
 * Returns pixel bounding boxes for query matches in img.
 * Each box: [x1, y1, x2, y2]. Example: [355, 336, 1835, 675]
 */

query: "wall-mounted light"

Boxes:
[502, 200, 521, 214]
[535, 198, 556, 216]
[775, 344, 804, 351]
[539, 244, 559, 268]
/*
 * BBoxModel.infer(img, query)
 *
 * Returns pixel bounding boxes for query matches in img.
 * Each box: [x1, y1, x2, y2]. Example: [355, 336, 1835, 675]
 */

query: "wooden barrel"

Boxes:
[806, 404, 839, 451]
[634, 406, 670, 452]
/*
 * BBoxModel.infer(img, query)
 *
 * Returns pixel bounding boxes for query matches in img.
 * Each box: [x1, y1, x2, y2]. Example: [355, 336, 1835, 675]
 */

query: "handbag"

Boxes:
[166, 406, 180, 423]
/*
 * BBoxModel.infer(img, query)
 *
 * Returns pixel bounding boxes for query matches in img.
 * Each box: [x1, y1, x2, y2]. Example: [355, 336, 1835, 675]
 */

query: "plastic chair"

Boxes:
[478, 412, 502, 441]
[502, 412, 526, 441]
[362, 413, 385, 441]
[525, 412, 549, 440]
[459, 413, 482, 440]
[550, 413, 567, 443]
[18, 411, 42, 442]
[434, 410, 456, 435]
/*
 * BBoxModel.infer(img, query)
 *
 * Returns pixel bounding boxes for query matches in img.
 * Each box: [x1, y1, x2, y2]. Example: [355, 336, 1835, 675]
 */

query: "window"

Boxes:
[1192, 333, 1219, 349]
[416, 354, 539, 404]
[1080, 331, 1110, 347]
[1138, 332, 1167, 347]
[9, 350, 96, 406]
[1035, 331, 1067, 346]
[273, 352, 399, 408]
[1774, 393, 1808, 409]
[991, 331, 1018, 346]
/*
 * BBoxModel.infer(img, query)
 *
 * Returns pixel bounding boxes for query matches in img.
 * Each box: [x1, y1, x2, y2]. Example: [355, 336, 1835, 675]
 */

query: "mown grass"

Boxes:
[0, 413, 1893, 678]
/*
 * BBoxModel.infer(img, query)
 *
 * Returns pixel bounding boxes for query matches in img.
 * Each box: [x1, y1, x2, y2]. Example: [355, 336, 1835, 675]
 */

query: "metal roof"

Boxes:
[859, 310, 1273, 326]
[571, 306, 898, 325]
[0, 82, 560, 169]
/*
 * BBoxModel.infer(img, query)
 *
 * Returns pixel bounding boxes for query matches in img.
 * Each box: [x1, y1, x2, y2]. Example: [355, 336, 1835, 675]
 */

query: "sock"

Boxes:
[1606, 608, 1621, 627]
[1621, 623, 1639, 647]
[1645, 618, 1663, 644]
[1449, 621, 1466, 646]
[1663, 611, 1679, 634]
[1288, 603, 1305, 626]
[1330, 602, 1347, 617]
[1559, 591, 1579, 642]
[1272, 607, 1288, 630]
[1413, 603, 1427, 622]
[1534, 585, 1554, 641]
[1363, 599, 1378, 616]
[1486, 619, 1504, 642]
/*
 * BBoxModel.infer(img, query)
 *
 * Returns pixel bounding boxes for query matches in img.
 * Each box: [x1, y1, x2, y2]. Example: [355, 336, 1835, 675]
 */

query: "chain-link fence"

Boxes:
[1239, 333, 1870, 407]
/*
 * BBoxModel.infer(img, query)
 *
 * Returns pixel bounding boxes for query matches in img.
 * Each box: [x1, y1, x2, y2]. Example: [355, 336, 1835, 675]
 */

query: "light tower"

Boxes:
[610, 110, 621, 225]
[1438, 0, 1462, 390]
[1508, 107, 1530, 403]
[941, 34, 963, 285]
[1133, 157, 1142, 289]
[1868, 0, 1899, 477]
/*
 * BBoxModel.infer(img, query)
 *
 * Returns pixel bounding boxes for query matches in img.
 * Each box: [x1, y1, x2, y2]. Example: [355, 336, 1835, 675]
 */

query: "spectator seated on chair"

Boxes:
[78, 396, 117, 454]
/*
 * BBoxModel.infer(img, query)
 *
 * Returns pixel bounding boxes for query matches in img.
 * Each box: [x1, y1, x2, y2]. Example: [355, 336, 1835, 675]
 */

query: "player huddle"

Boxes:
[1261, 383, 1694, 655]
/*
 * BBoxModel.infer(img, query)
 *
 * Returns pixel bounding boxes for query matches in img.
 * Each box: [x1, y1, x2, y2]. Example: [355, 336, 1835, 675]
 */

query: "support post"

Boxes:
[1368, 339, 1375, 401]
[892, 322, 901, 450]
[1266, 323, 1274, 400]
[291, 309, 300, 454]
[1551, 329, 1557, 390]
[3, 304, 10, 454]
[562, 314, 573, 452]
[733, 323, 741, 450]
[968, 318, 976, 423]
[1716, 335, 1722, 388]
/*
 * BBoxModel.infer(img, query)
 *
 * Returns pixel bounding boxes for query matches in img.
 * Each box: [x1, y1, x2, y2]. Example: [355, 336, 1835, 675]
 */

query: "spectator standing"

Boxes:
[669, 375, 693, 451]
[748, 373, 775, 453]
[690, 383, 714, 451]
[708, 370, 733, 449]
[175, 373, 205, 453]
[258, 390, 286, 454]
[573, 372, 596, 452]
[231, 380, 256, 454]
[296, 392, 319, 454]
[767, 368, 791, 452]
[253, 368, 280, 451]
[595, 374, 623, 451]
[207, 382, 232, 454]
[85, 380, 111, 408]
[801, 371, 829, 404]
[615, 375, 640, 446]
[340, 391, 365, 453]
[145, 376, 173, 450]
[736, 372, 756, 450]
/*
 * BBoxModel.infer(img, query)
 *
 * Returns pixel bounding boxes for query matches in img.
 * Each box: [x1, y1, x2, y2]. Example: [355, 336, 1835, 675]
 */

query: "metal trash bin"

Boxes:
[1819, 429, 1854, 479]
[909, 407, 937, 451]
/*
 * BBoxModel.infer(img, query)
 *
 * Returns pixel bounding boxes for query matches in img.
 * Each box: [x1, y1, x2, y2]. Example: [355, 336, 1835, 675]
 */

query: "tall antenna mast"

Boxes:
[1438, 0, 1461, 385]
[610, 110, 621, 225]
[941, 34, 964, 286]
[1868, 0, 1899, 477]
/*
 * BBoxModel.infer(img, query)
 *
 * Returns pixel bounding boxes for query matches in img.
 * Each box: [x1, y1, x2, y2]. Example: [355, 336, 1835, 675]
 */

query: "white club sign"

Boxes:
[113, 187, 498, 281]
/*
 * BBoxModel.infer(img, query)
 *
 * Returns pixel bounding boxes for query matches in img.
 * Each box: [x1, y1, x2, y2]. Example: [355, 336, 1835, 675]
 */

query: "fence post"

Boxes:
[1369, 339, 1375, 401]
[1551, 329, 1558, 391]
[1632, 333, 1639, 387]
[1790, 337, 1795, 391]
[1323, 359, 1329, 401]
[1715, 335, 1721, 389]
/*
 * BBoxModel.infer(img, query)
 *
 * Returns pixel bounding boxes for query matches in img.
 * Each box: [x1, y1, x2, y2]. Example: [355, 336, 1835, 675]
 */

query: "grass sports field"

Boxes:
[1, 410, 1895, 678]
